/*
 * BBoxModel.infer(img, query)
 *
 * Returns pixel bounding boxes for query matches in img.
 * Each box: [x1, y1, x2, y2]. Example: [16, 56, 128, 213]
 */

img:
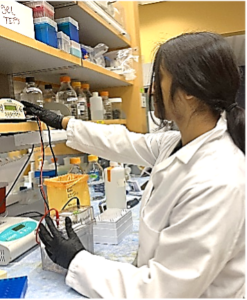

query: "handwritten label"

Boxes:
[1, 4, 20, 25]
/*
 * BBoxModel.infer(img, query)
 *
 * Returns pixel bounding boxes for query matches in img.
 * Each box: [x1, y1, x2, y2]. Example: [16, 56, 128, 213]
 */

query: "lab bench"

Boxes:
[1, 177, 148, 298]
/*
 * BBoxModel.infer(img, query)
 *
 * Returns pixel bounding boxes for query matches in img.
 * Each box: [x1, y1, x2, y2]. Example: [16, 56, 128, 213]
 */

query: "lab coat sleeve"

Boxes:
[66, 119, 179, 167]
[65, 183, 245, 298]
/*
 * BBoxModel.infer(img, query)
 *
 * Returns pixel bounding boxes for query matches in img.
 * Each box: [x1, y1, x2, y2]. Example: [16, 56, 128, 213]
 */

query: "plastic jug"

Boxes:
[90, 92, 104, 120]
[104, 162, 126, 209]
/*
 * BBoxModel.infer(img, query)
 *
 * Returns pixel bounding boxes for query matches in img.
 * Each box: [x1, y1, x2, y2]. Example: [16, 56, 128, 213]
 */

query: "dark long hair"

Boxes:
[149, 32, 245, 154]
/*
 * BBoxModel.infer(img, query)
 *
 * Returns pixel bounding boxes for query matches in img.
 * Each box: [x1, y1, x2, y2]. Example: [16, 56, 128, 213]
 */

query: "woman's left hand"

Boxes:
[39, 216, 85, 269]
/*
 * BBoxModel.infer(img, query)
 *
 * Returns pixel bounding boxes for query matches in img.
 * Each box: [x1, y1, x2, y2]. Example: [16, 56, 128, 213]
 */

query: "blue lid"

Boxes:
[34, 169, 56, 178]
[0, 276, 28, 298]
[34, 17, 57, 31]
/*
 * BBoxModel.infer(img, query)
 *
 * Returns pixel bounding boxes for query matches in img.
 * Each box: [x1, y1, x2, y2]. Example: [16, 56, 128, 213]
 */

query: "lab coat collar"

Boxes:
[175, 115, 227, 164]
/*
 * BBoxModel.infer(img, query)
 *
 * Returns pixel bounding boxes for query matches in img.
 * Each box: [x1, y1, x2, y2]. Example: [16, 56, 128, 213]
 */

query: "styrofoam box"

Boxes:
[93, 209, 133, 245]
[0, 1, 34, 39]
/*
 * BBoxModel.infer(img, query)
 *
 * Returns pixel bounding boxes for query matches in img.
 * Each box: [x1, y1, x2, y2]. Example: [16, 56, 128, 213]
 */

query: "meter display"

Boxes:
[4, 105, 17, 111]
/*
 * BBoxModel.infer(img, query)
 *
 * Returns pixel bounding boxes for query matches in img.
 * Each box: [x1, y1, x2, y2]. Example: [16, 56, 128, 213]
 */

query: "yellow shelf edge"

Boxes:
[0, 119, 126, 134]
[89, 119, 127, 125]
[0, 26, 81, 66]
[77, 2, 131, 47]
[0, 121, 47, 134]
[82, 60, 133, 85]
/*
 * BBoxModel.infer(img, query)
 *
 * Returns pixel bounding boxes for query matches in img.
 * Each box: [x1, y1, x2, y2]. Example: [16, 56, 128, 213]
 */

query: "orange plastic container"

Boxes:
[44, 174, 90, 214]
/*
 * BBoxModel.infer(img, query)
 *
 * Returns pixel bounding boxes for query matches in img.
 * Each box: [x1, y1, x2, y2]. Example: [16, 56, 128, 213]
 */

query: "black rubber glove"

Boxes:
[21, 101, 64, 129]
[39, 216, 85, 269]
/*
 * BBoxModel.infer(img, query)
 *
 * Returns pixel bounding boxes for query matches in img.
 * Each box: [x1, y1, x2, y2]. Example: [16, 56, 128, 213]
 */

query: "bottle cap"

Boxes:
[72, 82, 81, 88]
[70, 157, 81, 164]
[92, 92, 98, 97]
[81, 83, 89, 89]
[26, 77, 35, 83]
[60, 76, 71, 82]
[88, 155, 98, 162]
[110, 161, 119, 167]
[100, 91, 109, 97]
[45, 84, 52, 89]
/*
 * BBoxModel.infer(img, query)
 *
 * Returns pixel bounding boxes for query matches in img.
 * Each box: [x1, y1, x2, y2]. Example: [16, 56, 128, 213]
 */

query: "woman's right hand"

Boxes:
[21, 101, 65, 130]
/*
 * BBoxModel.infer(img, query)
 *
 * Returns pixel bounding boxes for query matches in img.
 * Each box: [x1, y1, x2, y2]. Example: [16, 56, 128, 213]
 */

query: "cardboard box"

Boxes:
[0, 1, 34, 38]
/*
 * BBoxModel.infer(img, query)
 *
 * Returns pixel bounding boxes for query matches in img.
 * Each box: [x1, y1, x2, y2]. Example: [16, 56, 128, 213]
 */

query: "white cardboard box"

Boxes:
[0, 1, 34, 39]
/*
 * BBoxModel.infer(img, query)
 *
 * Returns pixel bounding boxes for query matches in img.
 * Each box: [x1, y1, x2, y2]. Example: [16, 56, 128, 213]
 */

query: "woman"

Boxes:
[22, 31, 245, 298]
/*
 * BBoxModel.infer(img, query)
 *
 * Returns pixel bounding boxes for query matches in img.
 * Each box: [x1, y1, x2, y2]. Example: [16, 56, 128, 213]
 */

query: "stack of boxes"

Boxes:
[56, 17, 81, 58]
[24, 1, 57, 48]
[23, 1, 81, 57]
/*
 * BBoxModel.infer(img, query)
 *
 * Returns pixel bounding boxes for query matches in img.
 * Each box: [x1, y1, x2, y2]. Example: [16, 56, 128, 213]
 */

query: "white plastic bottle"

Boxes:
[89, 92, 104, 120]
[104, 162, 126, 209]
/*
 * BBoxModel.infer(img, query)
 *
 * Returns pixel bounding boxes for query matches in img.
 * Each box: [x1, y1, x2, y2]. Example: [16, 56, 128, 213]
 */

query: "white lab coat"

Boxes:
[65, 115, 245, 298]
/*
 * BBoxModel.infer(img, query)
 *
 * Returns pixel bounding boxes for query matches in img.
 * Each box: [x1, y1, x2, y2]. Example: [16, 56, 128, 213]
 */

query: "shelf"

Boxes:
[0, 130, 67, 153]
[0, 121, 46, 134]
[0, 26, 81, 76]
[0, 119, 127, 135]
[30, 60, 132, 89]
[78, 60, 133, 89]
[52, 1, 131, 49]
[0, 26, 132, 88]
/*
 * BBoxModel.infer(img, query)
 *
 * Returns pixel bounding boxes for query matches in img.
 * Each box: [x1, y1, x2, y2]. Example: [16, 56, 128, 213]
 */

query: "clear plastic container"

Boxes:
[109, 97, 125, 119]
[56, 17, 79, 43]
[69, 157, 84, 174]
[86, 155, 104, 201]
[112, 1, 126, 29]
[34, 17, 58, 48]
[71, 82, 89, 121]
[100, 91, 112, 120]
[19, 77, 43, 106]
[24, 1, 55, 20]
[43, 84, 55, 103]
[41, 205, 95, 274]
[70, 40, 82, 58]
[57, 31, 70, 53]
[56, 76, 78, 117]
[81, 83, 92, 120]
[90, 92, 104, 120]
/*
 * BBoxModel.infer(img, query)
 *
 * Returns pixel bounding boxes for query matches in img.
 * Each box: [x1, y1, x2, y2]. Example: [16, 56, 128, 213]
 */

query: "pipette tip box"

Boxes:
[0, 276, 28, 298]
[93, 209, 133, 245]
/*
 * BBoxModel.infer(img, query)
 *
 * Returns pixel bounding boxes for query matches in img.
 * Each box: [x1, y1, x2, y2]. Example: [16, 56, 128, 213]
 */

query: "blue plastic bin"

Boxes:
[56, 17, 79, 43]
[0, 276, 28, 298]
[34, 17, 58, 48]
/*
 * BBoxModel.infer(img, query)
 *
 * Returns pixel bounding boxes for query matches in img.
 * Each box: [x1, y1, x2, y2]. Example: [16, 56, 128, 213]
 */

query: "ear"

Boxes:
[184, 94, 194, 100]
[176, 89, 194, 101]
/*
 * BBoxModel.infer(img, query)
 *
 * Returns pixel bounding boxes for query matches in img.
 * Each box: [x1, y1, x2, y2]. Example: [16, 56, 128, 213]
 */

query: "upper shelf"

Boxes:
[0, 26, 80, 75]
[51, 1, 131, 49]
[0, 26, 132, 89]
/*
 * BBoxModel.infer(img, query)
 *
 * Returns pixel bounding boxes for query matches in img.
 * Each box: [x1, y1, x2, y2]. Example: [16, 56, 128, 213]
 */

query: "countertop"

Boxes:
[1, 177, 148, 298]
